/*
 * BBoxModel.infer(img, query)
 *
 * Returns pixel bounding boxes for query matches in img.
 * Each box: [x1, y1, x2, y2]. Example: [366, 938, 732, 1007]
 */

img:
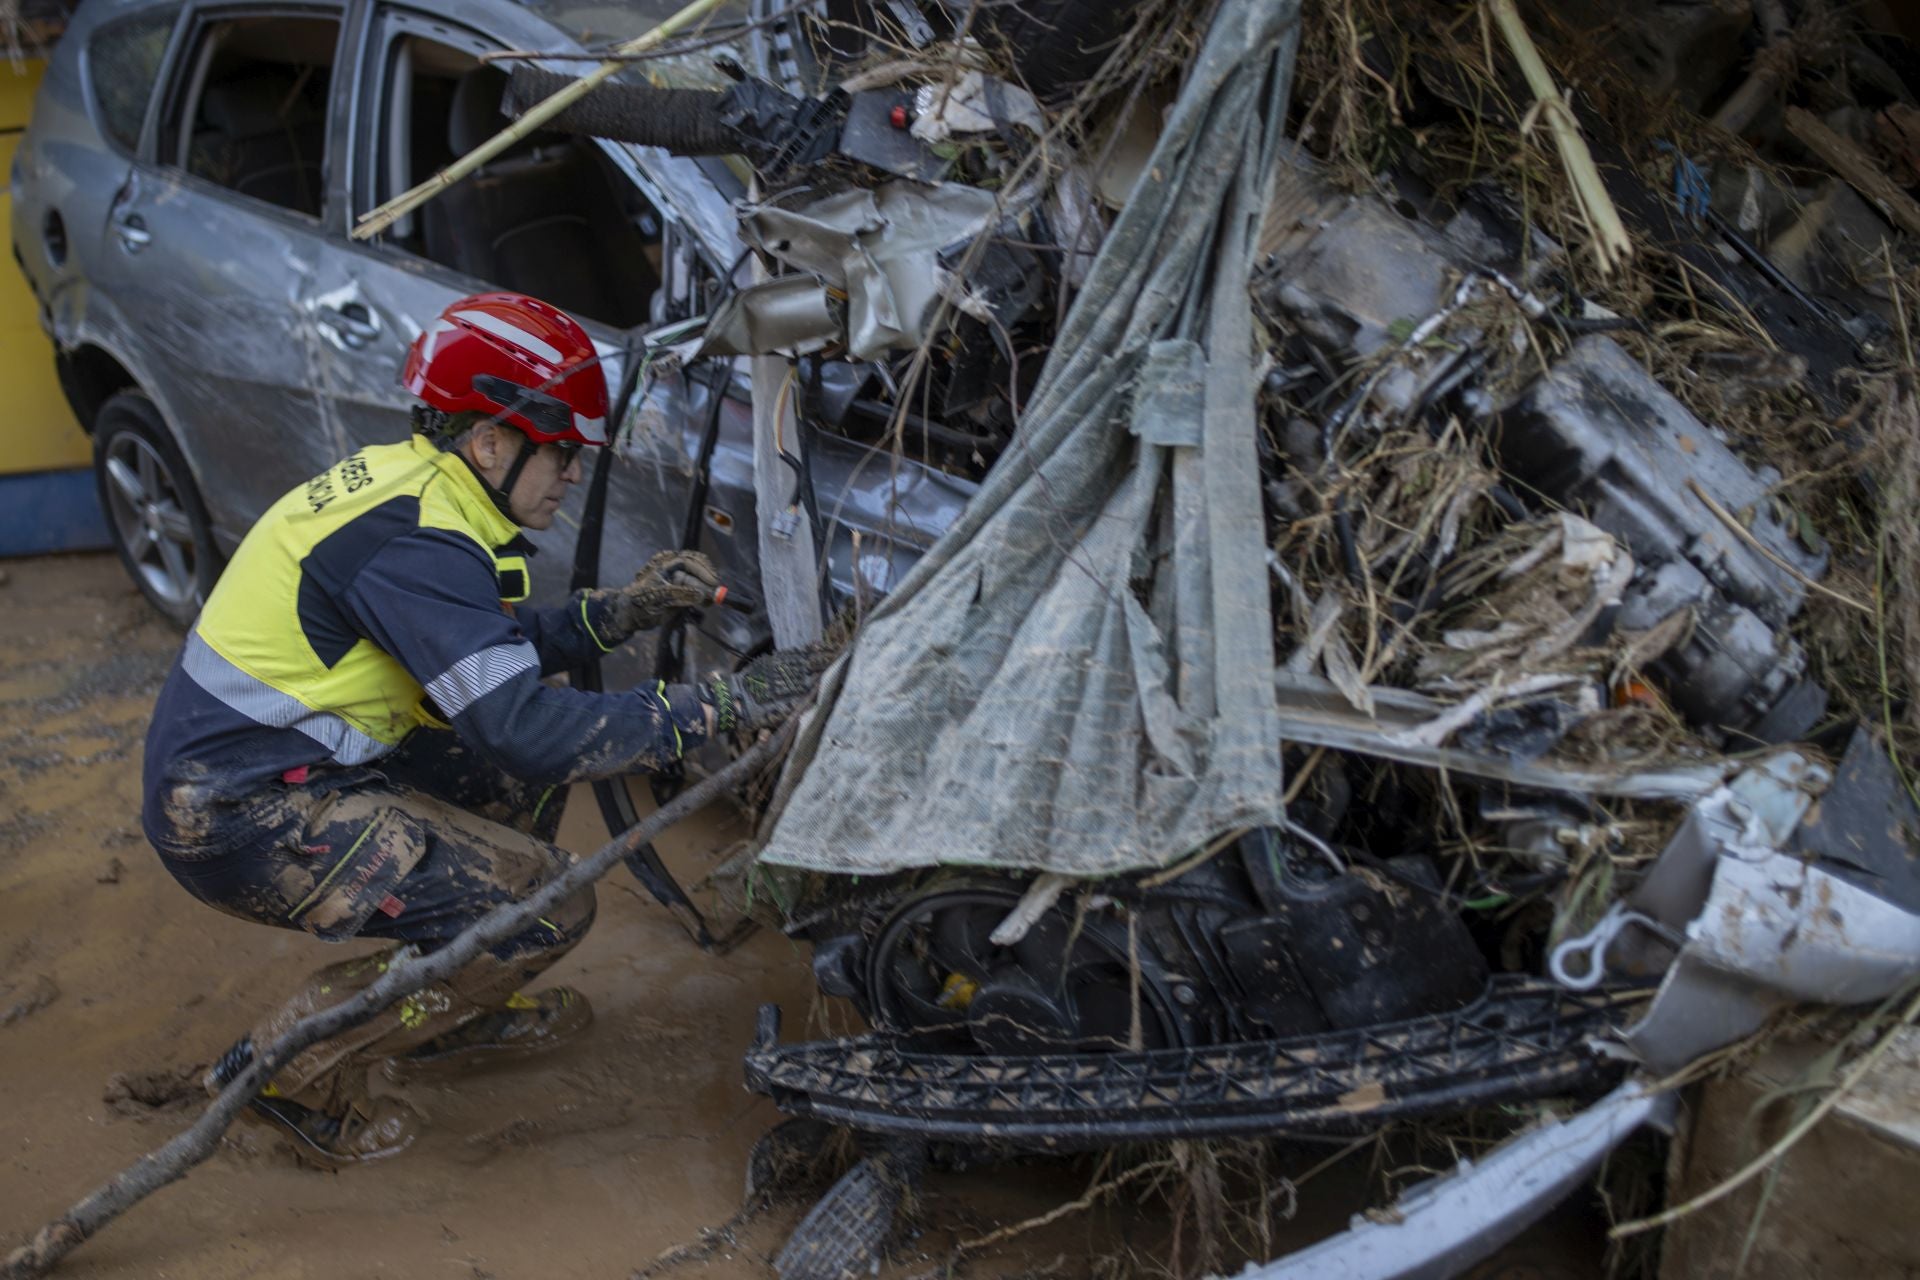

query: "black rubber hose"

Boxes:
[505, 67, 736, 154]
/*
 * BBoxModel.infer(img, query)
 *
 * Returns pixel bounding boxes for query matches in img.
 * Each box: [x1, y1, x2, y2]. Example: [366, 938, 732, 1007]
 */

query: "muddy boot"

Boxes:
[207, 1036, 421, 1168]
[383, 986, 592, 1081]
[241, 1092, 422, 1168]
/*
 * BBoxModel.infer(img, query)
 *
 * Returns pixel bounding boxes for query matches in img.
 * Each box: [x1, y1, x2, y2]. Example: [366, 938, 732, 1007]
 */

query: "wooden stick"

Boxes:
[1486, 0, 1634, 275]
[1784, 106, 1920, 239]
[352, 0, 728, 240]
[1710, 0, 1793, 136]
[2, 728, 789, 1279]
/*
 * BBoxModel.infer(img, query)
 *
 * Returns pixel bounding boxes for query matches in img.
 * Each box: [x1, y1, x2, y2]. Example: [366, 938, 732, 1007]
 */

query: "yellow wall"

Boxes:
[0, 60, 90, 475]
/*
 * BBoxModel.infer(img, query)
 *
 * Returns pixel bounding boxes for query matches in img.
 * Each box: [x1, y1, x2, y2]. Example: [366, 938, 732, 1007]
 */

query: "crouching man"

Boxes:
[141, 291, 824, 1165]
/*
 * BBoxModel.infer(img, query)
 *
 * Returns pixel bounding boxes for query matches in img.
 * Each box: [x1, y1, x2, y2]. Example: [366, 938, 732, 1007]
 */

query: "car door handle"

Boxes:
[113, 213, 150, 253]
[317, 302, 379, 349]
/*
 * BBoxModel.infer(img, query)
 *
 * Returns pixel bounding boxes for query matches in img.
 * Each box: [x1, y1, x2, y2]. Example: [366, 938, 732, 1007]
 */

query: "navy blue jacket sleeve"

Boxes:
[338, 530, 706, 784]
[513, 590, 630, 675]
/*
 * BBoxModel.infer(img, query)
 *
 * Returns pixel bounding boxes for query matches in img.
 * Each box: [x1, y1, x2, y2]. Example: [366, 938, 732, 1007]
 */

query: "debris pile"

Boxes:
[452, 0, 1920, 1273]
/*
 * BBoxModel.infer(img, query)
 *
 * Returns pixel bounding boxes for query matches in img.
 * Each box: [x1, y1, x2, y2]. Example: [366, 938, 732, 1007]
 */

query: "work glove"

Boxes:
[701, 642, 838, 735]
[608, 550, 723, 635]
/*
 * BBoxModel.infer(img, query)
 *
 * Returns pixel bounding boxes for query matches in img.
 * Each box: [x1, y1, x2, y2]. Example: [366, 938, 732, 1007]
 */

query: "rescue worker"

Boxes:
[141, 291, 827, 1165]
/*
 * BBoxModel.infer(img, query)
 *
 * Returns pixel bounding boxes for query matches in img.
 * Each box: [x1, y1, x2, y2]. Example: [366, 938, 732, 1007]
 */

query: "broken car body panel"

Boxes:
[1231, 1082, 1677, 1280]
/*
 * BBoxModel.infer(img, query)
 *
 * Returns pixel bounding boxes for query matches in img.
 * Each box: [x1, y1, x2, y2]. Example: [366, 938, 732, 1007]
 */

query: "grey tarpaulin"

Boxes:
[757, 0, 1299, 876]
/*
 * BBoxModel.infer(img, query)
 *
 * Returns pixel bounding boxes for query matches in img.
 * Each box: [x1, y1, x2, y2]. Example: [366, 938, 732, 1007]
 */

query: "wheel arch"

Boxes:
[56, 336, 235, 550]
[54, 342, 139, 435]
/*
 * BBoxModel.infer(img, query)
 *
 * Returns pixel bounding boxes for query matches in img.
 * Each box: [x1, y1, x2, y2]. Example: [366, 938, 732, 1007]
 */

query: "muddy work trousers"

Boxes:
[154, 731, 595, 1108]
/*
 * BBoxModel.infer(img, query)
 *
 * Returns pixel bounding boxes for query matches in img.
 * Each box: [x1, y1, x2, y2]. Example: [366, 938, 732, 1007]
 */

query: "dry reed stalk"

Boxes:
[1484, 0, 1634, 275]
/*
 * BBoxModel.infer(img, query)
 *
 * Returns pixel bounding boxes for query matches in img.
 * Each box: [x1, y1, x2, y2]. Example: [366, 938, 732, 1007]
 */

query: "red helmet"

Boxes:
[402, 292, 609, 446]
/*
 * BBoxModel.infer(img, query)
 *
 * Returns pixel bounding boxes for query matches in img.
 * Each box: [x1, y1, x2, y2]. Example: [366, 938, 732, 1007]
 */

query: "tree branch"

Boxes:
[4, 728, 790, 1278]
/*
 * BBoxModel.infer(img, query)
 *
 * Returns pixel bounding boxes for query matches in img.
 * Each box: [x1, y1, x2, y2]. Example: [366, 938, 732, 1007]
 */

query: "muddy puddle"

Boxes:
[1, 554, 1605, 1279]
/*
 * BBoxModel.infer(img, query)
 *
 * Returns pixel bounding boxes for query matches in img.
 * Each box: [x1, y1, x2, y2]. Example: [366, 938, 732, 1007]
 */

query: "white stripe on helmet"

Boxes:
[453, 309, 564, 364]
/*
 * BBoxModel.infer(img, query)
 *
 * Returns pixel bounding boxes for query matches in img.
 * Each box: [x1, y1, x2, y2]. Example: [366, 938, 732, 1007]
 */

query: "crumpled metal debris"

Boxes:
[1542, 747, 1920, 1073]
[702, 182, 1002, 360]
[1227, 1082, 1677, 1280]
[608, 0, 1920, 1270]
[1272, 668, 1727, 801]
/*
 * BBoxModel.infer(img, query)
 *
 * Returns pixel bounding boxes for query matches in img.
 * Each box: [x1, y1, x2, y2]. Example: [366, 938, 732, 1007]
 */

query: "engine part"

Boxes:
[1234, 835, 1490, 1031]
[859, 883, 1198, 1052]
[837, 87, 953, 181]
[744, 979, 1642, 1148]
[1254, 153, 1837, 745]
[1494, 335, 1828, 742]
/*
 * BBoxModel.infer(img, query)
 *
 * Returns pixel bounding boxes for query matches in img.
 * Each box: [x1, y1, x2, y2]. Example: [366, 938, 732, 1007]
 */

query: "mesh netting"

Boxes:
[758, 0, 1300, 876]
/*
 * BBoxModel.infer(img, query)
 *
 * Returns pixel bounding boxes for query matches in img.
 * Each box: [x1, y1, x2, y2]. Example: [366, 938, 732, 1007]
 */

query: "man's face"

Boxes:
[467, 422, 585, 530]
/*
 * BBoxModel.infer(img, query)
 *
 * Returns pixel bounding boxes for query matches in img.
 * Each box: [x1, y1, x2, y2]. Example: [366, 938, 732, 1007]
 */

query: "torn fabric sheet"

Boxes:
[757, 0, 1301, 875]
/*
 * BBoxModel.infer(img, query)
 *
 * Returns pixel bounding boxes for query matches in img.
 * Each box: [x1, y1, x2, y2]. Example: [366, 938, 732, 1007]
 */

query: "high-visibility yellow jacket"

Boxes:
[142, 435, 702, 854]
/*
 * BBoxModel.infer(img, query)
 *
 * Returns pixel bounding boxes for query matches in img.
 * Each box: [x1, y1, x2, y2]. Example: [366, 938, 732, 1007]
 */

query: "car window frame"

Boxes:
[80, 2, 188, 160]
[349, 1, 734, 334]
[145, 0, 353, 229]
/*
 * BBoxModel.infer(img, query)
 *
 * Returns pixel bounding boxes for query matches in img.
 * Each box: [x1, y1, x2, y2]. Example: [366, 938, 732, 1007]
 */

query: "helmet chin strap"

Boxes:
[456, 430, 541, 525]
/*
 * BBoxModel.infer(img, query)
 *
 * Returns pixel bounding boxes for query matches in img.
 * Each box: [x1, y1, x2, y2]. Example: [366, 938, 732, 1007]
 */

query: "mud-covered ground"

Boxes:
[1, 554, 1606, 1279]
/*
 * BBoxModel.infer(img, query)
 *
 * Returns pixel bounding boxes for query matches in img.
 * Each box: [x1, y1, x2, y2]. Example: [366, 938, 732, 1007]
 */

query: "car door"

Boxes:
[91, 1, 355, 533]
[303, 2, 768, 639]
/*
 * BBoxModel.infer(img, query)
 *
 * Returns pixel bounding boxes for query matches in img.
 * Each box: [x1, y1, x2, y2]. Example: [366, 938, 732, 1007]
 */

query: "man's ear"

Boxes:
[464, 421, 500, 472]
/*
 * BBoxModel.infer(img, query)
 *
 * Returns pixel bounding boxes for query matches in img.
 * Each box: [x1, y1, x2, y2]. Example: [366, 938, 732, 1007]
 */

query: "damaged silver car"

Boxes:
[10, 0, 975, 689]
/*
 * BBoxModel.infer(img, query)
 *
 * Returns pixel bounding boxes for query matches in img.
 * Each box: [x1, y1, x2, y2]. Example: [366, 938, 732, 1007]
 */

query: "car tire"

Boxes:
[93, 391, 222, 628]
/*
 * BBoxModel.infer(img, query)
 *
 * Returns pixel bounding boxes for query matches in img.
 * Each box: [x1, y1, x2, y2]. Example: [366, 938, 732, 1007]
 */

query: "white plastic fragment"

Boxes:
[989, 872, 1073, 946]
[911, 72, 1045, 143]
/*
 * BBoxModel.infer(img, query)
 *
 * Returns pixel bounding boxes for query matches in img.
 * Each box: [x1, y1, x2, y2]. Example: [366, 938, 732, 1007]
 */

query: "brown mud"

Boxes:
[1, 554, 1605, 1279]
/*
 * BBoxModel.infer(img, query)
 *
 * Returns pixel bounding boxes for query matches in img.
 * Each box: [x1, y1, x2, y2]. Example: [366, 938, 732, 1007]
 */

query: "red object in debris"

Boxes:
[378, 894, 406, 918]
[714, 585, 728, 607]
[1613, 678, 1662, 710]
[282, 765, 310, 784]
[890, 104, 909, 129]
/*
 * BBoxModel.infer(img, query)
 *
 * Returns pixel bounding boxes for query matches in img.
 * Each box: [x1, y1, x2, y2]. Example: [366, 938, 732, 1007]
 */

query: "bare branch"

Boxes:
[4, 727, 791, 1278]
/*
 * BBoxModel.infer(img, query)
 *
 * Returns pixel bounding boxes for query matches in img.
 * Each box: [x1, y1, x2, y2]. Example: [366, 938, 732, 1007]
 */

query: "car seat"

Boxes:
[189, 70, 326, 215]
[420, 66, 657, 328]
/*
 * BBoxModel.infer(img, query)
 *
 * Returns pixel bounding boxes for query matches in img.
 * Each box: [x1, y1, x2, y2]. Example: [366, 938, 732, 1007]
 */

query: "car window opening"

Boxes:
[171, 15, 338, 218]
[376, 37, 662, 331]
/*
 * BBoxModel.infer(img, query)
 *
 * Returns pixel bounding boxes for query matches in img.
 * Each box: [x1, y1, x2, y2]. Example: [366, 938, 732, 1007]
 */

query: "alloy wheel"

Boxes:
[101, 432, 201, 612]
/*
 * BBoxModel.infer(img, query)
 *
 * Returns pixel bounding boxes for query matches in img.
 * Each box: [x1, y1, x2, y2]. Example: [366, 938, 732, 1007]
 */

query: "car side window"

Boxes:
[363, 22, 664, 329]
[86, 6, 182, 154]
[154, 12, 341, 218]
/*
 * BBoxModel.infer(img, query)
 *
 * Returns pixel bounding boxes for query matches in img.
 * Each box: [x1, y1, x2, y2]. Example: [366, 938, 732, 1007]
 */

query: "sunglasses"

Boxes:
[544, 440, 584, 468]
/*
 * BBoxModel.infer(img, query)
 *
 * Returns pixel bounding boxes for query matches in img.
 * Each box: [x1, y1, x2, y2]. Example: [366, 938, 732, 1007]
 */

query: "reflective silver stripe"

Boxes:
[424, 642, 538, 718]
[180, 631, 393, 765]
